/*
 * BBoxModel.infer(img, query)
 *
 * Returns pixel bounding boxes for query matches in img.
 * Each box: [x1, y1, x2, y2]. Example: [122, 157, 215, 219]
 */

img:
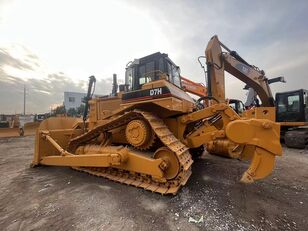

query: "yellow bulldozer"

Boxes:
[32, 35, 282, 194]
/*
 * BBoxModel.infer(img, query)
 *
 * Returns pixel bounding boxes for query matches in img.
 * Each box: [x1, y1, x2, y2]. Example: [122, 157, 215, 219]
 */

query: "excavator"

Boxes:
[243, 86, 308, 149]
[182, 37, 307, 149]
[276, 89, 308, 148]
[32, 35, 282, 194]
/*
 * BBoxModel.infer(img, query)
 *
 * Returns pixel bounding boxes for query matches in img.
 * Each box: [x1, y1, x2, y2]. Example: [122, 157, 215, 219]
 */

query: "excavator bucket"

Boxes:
[225, 119, 282, 183]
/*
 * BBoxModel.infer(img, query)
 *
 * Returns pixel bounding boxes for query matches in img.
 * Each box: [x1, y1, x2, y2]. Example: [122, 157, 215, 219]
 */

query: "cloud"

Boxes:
[0, 47, 36, 70]
[0, 45, 112, 114]
[1, 0, 308, 114]
[127, 0, 308, 100]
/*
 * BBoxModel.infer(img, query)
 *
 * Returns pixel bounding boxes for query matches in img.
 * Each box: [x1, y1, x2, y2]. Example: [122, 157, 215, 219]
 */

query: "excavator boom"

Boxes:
[201, 35, 282, 180]
[206, 35, 275, 106]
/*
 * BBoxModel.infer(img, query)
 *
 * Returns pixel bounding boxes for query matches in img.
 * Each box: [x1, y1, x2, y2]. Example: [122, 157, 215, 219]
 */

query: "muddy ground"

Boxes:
[0, 136, 307, 231]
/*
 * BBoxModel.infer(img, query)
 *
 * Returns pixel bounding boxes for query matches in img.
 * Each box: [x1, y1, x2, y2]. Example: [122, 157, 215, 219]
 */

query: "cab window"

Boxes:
[287, 95, 300, 112]
[172, 66, 181, 87]
[139, 61, 155, 86]
[125, 67, 133, 90]
[167, 62, 172, 81]
[237, 102, 245, 114]
[145, 61, 155, 81]
[138, 65, 146, 85]
[278, 94, 301, 113]
[229, 101, 244, 114]
[159, 58, 164, 73]
[166, 61, 181, 88]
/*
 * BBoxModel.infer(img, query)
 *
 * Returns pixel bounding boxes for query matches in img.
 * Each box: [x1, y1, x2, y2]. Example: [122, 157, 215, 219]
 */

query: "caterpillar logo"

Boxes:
[150, 88, 162, 96]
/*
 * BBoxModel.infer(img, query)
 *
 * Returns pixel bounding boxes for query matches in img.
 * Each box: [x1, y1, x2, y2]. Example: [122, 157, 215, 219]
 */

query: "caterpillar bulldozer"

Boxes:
[32, 35, 282, 194]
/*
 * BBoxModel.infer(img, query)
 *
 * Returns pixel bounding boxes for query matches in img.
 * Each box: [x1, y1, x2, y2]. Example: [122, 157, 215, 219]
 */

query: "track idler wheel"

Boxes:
[125, 119, 155, 150]
[153, 147, 180, 180]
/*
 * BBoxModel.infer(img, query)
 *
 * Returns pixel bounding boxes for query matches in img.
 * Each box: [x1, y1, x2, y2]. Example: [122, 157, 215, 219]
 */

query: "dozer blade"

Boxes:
[32, 117, 83, 166]
[225, 119, 282, 183]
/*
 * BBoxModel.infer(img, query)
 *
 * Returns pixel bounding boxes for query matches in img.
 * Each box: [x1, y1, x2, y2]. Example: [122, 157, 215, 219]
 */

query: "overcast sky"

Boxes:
[0, 0, 307, 114]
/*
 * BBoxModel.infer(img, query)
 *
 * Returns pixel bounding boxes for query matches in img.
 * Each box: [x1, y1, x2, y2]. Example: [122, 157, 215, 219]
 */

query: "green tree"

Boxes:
[77, 103, 85, 116]
[67, 108, 77, 117]
[53, 105, 65, 115]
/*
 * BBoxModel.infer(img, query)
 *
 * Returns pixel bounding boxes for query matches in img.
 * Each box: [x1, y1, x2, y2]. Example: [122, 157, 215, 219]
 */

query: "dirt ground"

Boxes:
[0, 136, 307, 231]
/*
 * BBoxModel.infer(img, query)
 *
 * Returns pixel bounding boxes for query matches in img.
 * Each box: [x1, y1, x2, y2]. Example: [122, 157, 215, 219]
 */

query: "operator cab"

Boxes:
[125, 52, 181, 91]
[276, 89, 308, 122]
[228, 99, 245, 115]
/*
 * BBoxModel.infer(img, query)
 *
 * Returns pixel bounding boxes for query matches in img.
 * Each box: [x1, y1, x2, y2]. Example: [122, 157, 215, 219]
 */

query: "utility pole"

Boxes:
[23, 85, 26, 115]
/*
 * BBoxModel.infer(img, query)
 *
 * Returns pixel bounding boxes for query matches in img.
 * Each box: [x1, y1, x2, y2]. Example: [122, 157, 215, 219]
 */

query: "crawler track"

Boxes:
[69, 110, 193, 194]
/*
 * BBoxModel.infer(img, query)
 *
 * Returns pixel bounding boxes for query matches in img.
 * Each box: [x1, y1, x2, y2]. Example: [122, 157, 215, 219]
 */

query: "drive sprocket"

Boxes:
[125, 119, 156, 150]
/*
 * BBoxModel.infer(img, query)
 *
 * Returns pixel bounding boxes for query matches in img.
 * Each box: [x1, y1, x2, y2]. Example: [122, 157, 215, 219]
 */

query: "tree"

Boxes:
[67, 108, 77, 117]
[53, 105, 65, 115]
[77, 103, 85, 115]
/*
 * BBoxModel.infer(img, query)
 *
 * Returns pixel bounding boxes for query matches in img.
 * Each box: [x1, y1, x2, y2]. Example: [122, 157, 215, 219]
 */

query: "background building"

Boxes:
[64, 92, 86, 110]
